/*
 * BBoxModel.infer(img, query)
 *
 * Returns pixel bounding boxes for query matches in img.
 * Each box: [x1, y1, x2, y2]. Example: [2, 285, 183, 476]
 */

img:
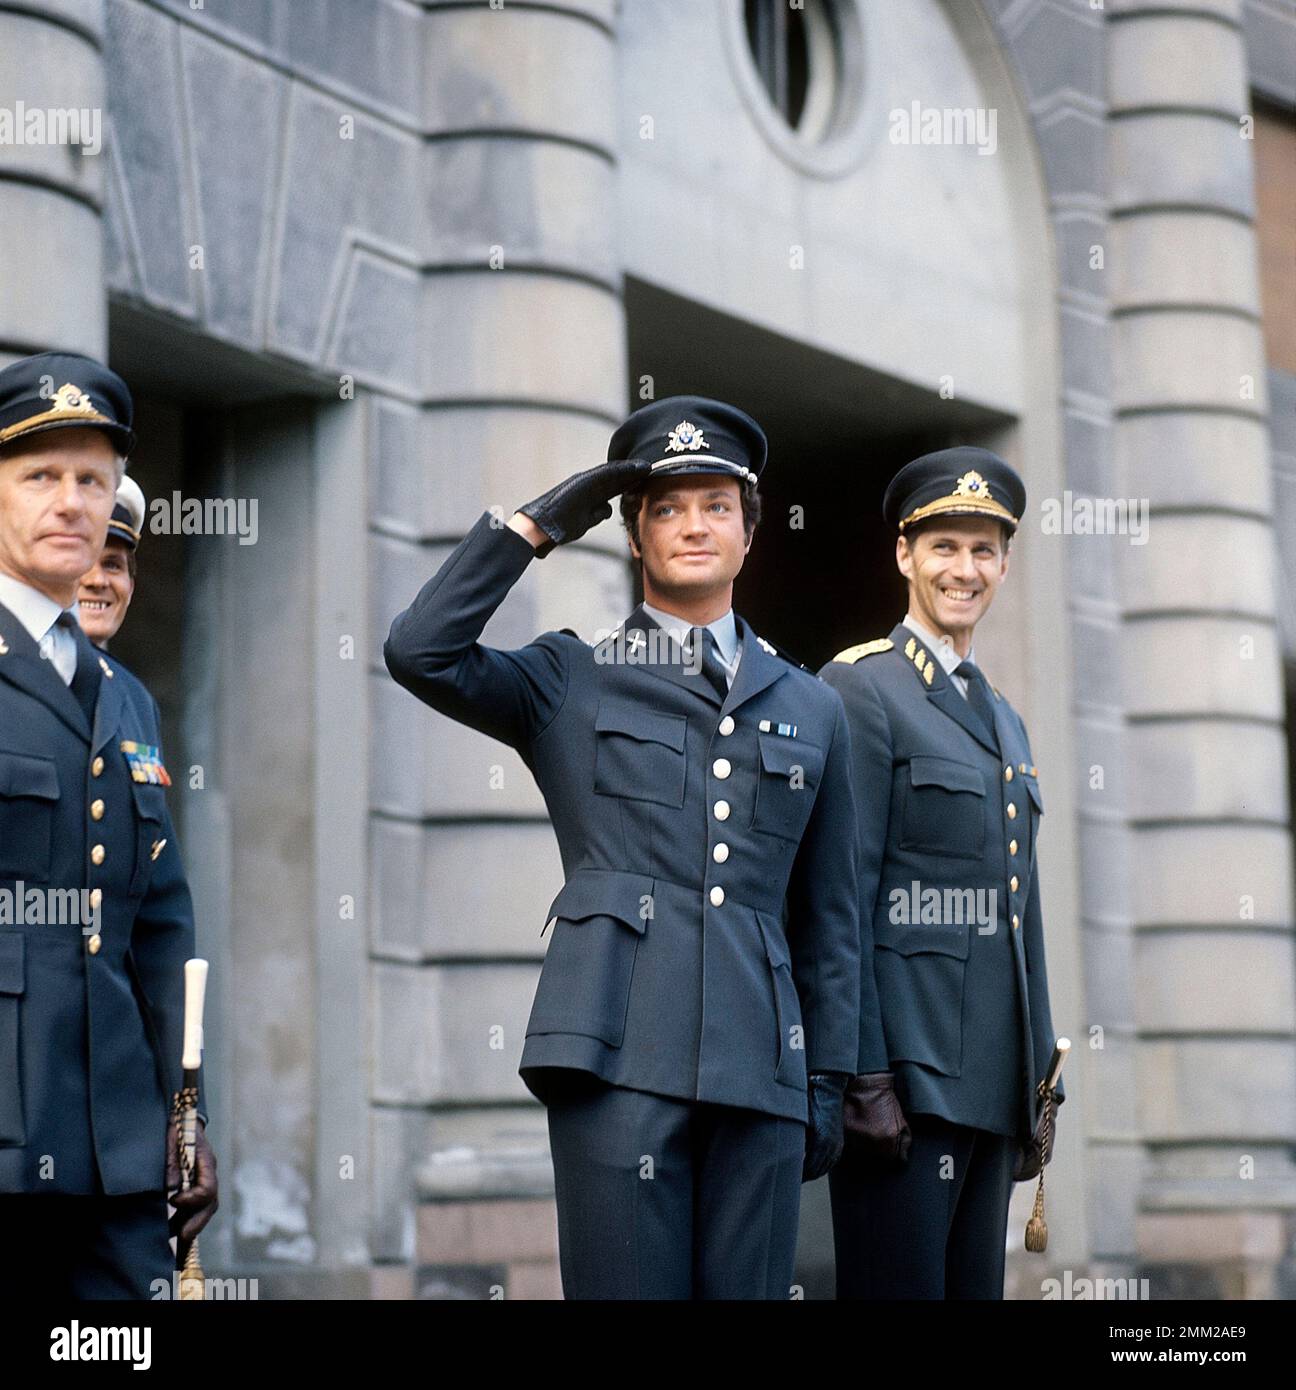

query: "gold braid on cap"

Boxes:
[0, 382, 113, 443]
[899, 469, 1018, 531]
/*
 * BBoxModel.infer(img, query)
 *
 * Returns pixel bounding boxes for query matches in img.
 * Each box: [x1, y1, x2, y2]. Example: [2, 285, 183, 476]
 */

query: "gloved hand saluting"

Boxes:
[802, 1071, 851, 1181]
[516, 458, 651, 556]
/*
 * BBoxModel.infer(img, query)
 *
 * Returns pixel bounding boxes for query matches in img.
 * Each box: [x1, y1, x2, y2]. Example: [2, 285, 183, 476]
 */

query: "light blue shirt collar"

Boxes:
[0, 571, 70, 645]
[641, 601, 740, 674]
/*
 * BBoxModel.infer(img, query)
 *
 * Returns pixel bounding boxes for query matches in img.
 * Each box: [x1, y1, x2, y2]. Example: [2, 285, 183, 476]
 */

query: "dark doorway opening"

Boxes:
[624, 278, 1013, 671]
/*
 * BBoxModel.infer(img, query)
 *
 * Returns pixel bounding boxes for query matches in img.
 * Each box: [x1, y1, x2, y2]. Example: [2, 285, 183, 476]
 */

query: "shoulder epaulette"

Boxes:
[756, 633, 809, 671]
[832, 638, 893, 664]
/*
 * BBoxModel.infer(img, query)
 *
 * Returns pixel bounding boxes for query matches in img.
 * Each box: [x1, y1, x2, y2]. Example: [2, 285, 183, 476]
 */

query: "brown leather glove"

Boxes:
[1013, 1092, 1058, 1182]
[842, 1072, 912, 1163]
[166, 1117, 219, 1260]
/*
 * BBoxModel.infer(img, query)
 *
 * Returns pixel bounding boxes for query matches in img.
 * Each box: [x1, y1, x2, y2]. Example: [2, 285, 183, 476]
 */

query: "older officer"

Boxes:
[0, 353, 216, 1298]
[385, 396, 859, 1299]
[820, 447, 1064, 1300]
[77, 474, 145, 648]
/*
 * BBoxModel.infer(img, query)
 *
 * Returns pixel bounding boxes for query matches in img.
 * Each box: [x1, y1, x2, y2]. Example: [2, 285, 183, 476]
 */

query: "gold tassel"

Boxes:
[1023, 1084, 1055, 1253]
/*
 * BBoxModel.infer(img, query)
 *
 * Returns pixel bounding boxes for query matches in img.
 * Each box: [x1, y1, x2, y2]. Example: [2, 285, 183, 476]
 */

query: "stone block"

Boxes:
[1131, 824, 1294, 927]
[1135, 930, 1296, 1032]
[423, 5, 615, 149]
[1126, 719, 1288, 822]
[1113, 311, 1266, 414]
[1109, 15, 1247, 113]
[1115, 412, 1271, 512]
[1137, 1038, 1296, 1140]
[424, 138, 616, 282]
[1121, 514, 1276, 617]
[423, 272, 625, 415]
[369, 818, 563, 961]
[1111, 115, 1255, 217]
[1123, 615, 1282, 718]
[0, 186, 104, 354]
[1111, 210, 1260, 313]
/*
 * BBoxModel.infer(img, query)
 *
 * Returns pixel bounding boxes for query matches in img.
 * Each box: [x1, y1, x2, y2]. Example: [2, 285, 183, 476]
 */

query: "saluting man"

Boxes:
[385, 396, 860, 1300]
[0, 353, 216, 1298]
[820, 447, 1064, 1300]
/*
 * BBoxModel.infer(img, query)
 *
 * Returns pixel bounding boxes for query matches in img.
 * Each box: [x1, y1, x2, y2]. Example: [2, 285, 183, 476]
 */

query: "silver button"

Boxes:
[713, 800, 730, 821]
[713, 758, 731, 779]
[709, 886, 725, 907]
[718, 716, 735, 736]
[713, 843, 730, 863]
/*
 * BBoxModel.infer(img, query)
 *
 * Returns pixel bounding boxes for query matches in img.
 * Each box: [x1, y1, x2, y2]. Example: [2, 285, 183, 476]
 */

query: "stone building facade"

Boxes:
[0, 0, 1292, 1297]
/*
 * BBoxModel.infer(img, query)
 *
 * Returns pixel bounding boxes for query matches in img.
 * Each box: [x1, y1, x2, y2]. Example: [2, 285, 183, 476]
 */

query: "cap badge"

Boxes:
[953, 470, 992, 502]
[665, 420, 709, 454]
[48, 382, 99, 417]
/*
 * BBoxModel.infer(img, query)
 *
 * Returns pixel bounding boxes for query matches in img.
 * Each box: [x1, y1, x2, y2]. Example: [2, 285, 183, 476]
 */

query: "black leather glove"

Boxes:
[1014, 1090, 1058, 1182]
[802, 1071, 850, 1182]
[517, 458, 651, 556]
[842, 1071, 912, 1163]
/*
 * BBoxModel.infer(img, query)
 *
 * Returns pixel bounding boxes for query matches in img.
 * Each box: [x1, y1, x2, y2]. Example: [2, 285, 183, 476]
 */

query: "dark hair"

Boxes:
[619, 479, 762, 559]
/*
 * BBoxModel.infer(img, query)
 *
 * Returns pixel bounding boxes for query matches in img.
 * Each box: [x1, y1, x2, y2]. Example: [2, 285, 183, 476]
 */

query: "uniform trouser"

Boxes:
[829, 1114, 1017, 1300]
[0, 1192, 172, 1299]
[545, 1076, 805, 1299]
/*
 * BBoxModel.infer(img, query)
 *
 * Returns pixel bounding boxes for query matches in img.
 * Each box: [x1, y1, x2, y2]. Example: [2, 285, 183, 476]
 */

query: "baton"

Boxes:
[1024, 1037, 1069, 1254]
[172, 958, 208, 1300]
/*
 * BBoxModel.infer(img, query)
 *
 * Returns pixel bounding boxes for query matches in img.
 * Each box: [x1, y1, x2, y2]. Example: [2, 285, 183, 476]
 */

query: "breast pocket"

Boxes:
[526, 870, 654, 1047]
[751, 735, 824, 842]
[593, 699, 687, 808]
[128, 780, 168, 897]
[899, 756, 986, 859]
[0, 752, 59, 881]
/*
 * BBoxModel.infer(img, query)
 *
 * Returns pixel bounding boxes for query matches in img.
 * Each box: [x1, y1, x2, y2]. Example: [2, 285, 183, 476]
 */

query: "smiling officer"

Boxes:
[0, 352, 216, 1298]
[77, 474, 144, 649]
[820, 447, 1064, 1300]
[385, 395, 859, 1300]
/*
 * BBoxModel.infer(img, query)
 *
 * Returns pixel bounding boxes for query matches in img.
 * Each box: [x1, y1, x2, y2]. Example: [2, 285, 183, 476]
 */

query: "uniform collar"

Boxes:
[0, 571, 71, 645]
[641, 601, 739, 672]
[902, 612, 975, 678]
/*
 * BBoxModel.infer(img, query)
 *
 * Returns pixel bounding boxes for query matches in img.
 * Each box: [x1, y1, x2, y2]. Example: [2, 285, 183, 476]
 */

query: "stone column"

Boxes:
[367, 0, 626, 1296]
[0, 0, 106, 364]
[1109, 0, 1296, 1296]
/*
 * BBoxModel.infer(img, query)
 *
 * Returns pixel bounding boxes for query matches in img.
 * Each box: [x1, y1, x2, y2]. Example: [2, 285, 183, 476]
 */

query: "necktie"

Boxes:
[954, 659, 999, 747]
[689, 626, 730, 702]
[55, 611, 102, 724]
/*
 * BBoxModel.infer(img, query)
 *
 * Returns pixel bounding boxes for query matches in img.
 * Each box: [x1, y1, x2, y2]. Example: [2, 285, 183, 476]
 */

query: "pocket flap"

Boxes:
[909, 755, 984, 796]
[756, 912, 791, 969]
[130, 778, 167, 824]
[595, 699, 686, 751]
[545, 869, 655, 934]
[1023, 774, 1043, 813]
[0, 752, 58, 801]
[758, 734, 824, 781]
[874, 913, 971, 960]
[0, 933, 25, 995]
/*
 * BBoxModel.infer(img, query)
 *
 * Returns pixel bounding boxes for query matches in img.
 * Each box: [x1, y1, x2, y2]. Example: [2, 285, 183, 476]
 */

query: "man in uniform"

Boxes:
[820, 446, 1064, 1300]
[0, 352, 217, 1298]
[77, 474, 145, 648]
[385, 396, 860, 1299]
